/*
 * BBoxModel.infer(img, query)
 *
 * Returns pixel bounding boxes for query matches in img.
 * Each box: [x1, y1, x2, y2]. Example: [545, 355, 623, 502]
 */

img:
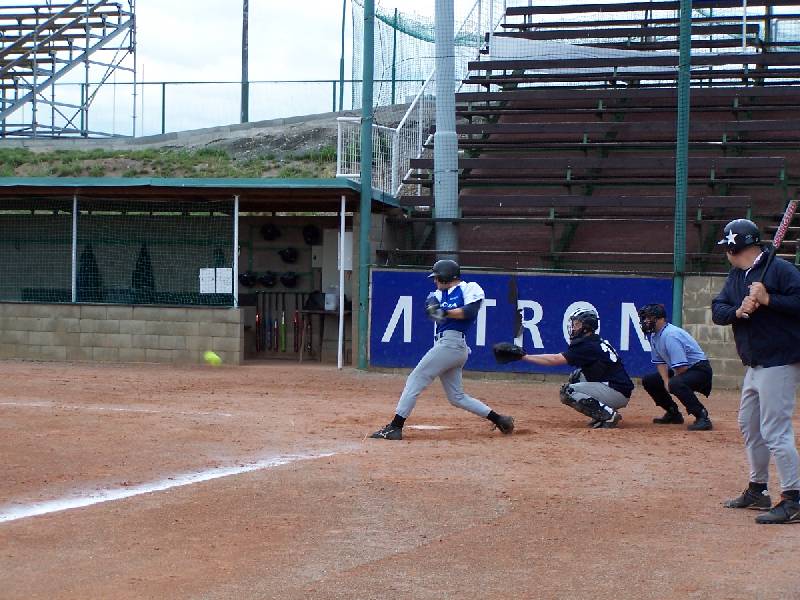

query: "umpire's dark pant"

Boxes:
[641, 360, 713, 417]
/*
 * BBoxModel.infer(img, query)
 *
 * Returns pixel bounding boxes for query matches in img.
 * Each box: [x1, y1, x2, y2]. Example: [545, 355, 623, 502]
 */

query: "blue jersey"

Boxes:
[428, 281, 485, 335]
[647, 323, 707, 369]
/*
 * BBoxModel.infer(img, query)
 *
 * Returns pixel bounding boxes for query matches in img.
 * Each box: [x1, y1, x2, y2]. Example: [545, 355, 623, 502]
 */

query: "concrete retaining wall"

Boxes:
[683, 275, 744, 390]
[0, 303, 242, 364]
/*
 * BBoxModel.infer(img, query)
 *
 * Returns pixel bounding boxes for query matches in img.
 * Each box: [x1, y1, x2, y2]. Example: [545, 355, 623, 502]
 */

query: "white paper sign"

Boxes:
[199, 268, 216, 294]
[215, 268, 233, 294]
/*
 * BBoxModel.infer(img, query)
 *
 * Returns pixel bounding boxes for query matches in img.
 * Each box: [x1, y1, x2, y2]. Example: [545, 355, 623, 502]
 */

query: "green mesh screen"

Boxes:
[0, 197, 235, 306]
[0, 198, 73, 302]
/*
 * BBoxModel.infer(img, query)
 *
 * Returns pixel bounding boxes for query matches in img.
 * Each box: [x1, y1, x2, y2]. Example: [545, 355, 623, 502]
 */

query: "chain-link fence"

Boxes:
[0, 198, 235, 306]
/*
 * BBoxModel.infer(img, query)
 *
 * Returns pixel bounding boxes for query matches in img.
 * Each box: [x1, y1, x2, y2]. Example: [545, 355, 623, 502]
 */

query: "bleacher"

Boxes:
[389, 1, 800, 273]
[0, 1, 134, 137]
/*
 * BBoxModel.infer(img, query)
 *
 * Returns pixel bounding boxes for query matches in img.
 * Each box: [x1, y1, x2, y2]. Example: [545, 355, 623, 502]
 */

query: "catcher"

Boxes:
[493, 307, 634, 428]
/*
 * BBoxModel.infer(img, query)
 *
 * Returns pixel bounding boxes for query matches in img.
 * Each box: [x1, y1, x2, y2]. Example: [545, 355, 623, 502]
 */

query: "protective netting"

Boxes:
[0, 198, 235, 306]
[351, 0, 509, 122]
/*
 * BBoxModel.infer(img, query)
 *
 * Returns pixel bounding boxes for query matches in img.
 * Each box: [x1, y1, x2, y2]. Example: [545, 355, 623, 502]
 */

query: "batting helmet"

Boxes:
[257, 271, 277, 288]
[278, 247, 299, 264]
[280, 271, 298, 288]
[717, 219, 761, 254]
[238, 271, 257, 288]
[568, 308, 599, 340]
[638, 303, 667, 334]
[428, 259, 460, 283]
[302, 224, 322, 246]
[260, 223, 281, 241]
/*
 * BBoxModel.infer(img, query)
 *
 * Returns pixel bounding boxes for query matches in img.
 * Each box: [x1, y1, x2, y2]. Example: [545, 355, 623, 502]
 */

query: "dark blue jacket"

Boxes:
[712, 252, 800, 367]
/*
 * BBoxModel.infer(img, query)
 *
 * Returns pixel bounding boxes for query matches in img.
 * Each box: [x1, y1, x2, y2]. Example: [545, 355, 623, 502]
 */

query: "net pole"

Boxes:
[338, 194, 346, 370]
[673, 0, 692, 327]
[71, 195, 77, 303]
[233, 195, 239, 308]
[357, 0, 375, 370]
[339, 0, 347, 112]
[434, 0, 458, 257]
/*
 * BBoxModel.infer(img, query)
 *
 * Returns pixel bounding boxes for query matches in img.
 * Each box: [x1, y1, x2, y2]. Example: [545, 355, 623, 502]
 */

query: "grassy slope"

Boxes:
[0, 146, 337, 179]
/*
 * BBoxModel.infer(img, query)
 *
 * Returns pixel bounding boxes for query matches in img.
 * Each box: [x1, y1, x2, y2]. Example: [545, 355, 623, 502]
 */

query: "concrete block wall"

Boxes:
[682, 275, 745, 389]
[0, 303, 242, 364]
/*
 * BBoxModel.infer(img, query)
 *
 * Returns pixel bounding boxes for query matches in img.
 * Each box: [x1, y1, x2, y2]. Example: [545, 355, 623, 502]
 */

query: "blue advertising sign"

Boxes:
[369, 270, 672, 377]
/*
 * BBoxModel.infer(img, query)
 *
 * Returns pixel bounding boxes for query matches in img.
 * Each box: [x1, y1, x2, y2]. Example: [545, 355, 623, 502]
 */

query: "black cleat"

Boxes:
[370, 423, 402, 440]
[590, 411, 621, 429]
[653, 410, 684, 425]
[687, 411, 713, 431]
[494, 414, 515, 435]
[724, 488, 771, 510]
[755, 498, 800, 524]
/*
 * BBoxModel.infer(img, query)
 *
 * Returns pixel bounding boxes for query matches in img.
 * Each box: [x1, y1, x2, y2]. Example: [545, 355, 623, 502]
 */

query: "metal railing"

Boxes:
[336, 0, 510, 197]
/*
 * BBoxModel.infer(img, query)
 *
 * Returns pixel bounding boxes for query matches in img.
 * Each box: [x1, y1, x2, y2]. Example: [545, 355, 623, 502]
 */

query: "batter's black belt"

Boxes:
[435, 330, 466, 341]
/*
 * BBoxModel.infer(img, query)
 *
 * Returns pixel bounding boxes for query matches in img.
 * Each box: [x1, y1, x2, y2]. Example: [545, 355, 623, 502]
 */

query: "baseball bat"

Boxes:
[255, 293, 262, 353]
[280, 292, 286, 352]
[293, 293, 300, 352]
[273, 294, 279, 352]
[745, 199, 798, 318]
[265, 292, 272, 350]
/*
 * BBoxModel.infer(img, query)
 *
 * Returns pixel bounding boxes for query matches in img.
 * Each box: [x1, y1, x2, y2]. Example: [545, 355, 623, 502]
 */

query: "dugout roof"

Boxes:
[0, 177, 400, 213]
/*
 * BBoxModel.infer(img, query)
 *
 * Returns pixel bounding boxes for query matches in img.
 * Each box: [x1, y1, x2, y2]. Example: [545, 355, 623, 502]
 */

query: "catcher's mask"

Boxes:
[717, 219, 761, 255]
[568, 308, 599, 340]
[428, 259, 460, 283]
[638, 303, 667, 334]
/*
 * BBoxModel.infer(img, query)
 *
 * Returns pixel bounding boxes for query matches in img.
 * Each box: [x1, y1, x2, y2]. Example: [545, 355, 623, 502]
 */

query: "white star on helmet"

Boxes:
[724, 231, 738, 245]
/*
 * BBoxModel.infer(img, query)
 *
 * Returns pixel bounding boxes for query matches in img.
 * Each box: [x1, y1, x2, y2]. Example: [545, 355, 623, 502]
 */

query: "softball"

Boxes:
[203, 350, 222, 366]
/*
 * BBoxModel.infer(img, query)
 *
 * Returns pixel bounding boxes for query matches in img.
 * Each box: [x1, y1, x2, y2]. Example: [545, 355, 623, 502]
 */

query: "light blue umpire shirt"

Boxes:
[648, 323, 707, 369]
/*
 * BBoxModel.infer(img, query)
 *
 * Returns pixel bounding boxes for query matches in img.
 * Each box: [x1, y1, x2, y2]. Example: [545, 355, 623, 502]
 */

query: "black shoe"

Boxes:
[587, 418, 602, 428]
[755, 498, 800, 524]
[370, 423, 402, 440]
[724, 488, 771, 510]
[687, 411, 713, 431]
[653, 410, 684, 425]
[494, 414, 515, 435]
[591, 411, 621, 429]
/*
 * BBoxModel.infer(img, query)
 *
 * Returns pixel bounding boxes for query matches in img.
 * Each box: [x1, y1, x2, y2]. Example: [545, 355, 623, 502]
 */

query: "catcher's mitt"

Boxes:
[492, 342, 526, 364]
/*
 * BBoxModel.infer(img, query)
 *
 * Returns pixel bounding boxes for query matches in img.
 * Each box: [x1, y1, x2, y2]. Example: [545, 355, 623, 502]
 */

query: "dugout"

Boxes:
[0, 177, 402, 365]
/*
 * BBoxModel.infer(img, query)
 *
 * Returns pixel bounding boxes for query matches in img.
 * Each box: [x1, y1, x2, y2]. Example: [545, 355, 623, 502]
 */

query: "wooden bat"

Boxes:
[745, 199, 798, 317]
[293, 293, 300, 352]
[280, 292, 287, 352]
[273, 293, 279, 352]
[255, 293, 262, 353]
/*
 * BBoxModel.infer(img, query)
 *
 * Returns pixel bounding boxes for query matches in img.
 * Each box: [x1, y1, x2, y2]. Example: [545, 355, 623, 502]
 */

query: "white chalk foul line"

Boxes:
[0, 401, 233, 418]
[406, 425, 450, 430]
[0, 451, 337, 524]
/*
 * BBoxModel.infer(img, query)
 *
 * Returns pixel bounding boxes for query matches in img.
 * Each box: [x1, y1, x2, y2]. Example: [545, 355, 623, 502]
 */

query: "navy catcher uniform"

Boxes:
[370, 260, 515, 441]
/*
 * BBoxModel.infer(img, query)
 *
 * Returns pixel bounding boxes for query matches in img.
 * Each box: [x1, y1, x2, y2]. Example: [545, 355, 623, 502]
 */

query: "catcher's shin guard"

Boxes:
[575, 396, 616, 422]
[559, 383, 578, 409]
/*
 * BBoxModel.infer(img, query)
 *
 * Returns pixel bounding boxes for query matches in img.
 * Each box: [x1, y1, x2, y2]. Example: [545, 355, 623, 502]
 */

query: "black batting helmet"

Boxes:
[638, 303, 667, 334]
[568, 307, 599, 340]
[717, 219, 761, 254]
[302, 224, 322, 246]
[278, 247, 299, 264]
[428, 259, 460, 283]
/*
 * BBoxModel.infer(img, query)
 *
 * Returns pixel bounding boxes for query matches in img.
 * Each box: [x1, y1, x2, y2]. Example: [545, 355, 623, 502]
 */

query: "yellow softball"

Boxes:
[203, 350, 222, 366]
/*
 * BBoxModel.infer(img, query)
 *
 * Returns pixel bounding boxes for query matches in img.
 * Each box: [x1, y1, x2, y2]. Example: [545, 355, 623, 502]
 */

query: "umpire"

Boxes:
[712, 218, 800, 524]
[638, 303, 713, 431]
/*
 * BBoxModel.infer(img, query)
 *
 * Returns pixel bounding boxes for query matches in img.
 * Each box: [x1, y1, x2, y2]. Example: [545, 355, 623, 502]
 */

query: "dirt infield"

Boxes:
[1, 360, 799, 600]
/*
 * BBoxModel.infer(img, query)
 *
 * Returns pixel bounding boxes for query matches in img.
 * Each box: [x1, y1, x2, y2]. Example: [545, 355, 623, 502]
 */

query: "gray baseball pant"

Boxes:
[738, 363, 800, 492]
[569, 381, 630, 410]
[395, 330, 491, 419]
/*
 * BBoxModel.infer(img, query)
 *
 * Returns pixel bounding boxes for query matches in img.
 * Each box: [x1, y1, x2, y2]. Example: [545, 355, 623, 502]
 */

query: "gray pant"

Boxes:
[569, 381, 630, 410]
[739, 364, 800, 492]
[395, 330, 491, 419]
